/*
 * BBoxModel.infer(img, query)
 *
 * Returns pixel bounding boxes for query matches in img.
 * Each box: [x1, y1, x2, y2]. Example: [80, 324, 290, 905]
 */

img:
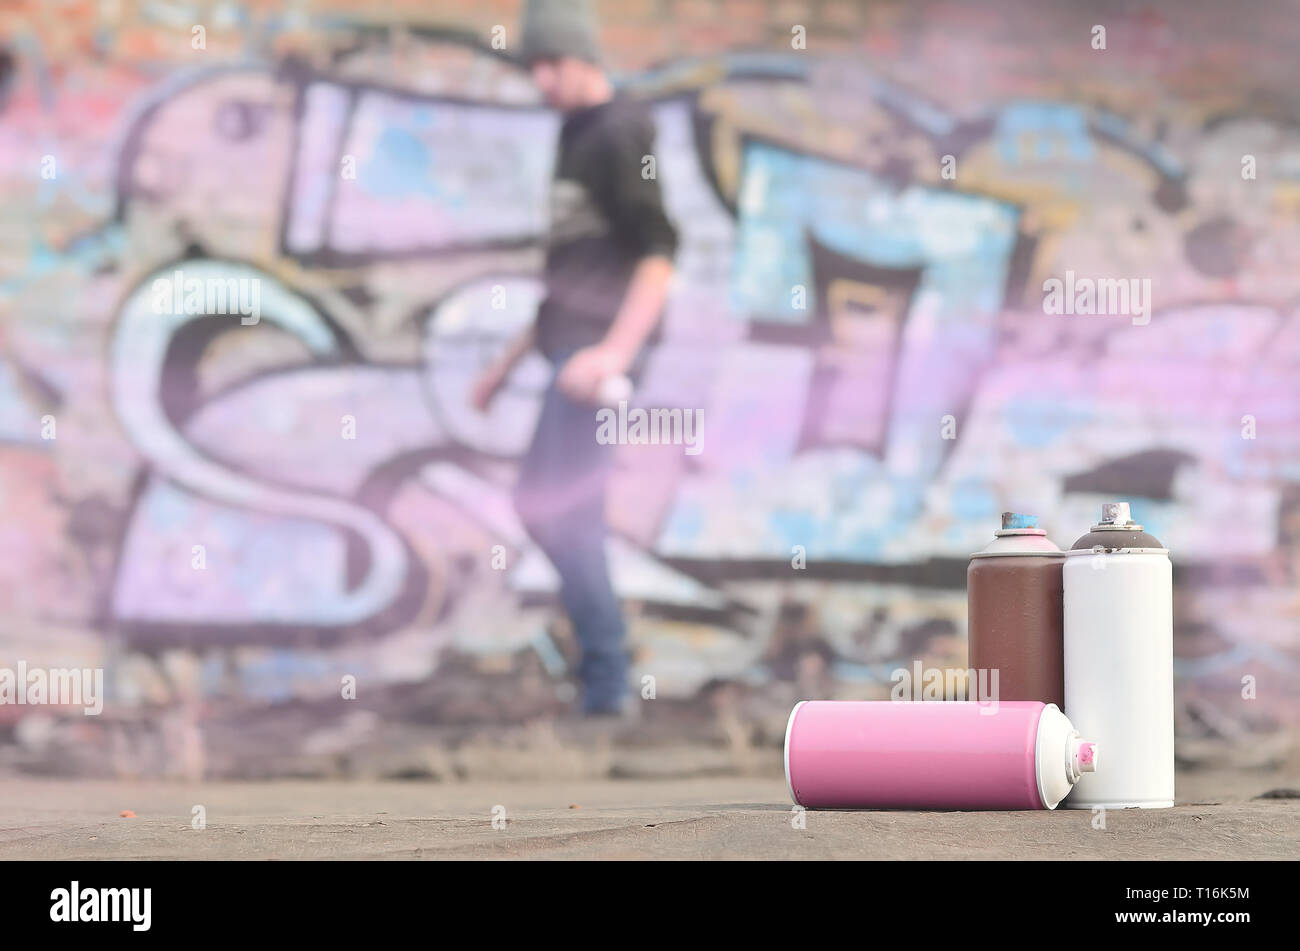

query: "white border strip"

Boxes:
[784, 701, 806, 805]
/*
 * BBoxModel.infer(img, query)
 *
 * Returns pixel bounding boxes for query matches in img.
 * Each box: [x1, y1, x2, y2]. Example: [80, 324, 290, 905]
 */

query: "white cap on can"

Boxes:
[1035, 704, 1099, 809]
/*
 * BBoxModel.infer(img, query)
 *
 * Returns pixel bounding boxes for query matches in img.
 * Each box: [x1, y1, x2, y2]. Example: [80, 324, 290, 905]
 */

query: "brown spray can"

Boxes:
[967, 513, 1065, 709]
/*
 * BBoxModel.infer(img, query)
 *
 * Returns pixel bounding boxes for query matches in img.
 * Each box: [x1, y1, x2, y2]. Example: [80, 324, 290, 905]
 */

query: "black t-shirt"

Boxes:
[534, 95, 679, 362]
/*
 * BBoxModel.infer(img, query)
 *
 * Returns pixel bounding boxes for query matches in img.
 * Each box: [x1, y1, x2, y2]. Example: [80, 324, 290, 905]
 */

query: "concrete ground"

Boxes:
[0, 769, 1296, 859]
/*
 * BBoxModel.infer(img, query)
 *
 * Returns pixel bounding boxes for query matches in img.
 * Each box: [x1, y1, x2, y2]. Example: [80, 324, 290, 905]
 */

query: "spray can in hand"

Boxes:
[597, 373, 632, 407]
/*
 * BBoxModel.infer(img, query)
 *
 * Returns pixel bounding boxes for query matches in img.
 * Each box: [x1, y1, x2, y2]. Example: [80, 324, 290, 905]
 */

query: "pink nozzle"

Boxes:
[1077, 741, 1098, 771]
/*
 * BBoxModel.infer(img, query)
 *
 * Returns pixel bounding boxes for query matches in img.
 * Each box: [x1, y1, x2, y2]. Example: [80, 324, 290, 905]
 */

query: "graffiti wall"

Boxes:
[1, 0, 1297, 775]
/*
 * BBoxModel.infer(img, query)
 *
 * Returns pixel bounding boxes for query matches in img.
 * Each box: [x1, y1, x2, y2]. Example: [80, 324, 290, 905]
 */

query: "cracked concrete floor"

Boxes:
[0, 769, 1295, 859]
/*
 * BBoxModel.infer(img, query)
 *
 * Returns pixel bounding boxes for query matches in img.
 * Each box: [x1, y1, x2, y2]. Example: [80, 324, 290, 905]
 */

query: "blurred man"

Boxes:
[472, 0, 678, 716]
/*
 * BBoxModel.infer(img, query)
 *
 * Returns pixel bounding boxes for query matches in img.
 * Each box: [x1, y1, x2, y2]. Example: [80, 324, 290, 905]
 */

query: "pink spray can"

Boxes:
[784, 700, 1097, 810]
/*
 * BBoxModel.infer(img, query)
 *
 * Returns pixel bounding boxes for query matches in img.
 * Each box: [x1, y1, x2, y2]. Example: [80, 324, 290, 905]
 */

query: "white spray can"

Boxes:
[597, 374, 633, 407]
[1062, 502, 1174, 809]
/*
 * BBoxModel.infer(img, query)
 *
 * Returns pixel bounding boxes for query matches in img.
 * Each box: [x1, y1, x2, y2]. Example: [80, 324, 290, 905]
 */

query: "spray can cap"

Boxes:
[1100, 502, 1131, 525]
[1094, 502, 1143, 531]
[994, 512, 1048, 537]
[975, 513, 1061, 556]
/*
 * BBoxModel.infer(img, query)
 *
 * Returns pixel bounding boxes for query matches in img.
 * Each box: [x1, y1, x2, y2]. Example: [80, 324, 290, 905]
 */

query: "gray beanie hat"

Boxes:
[520, 0, 603, 66]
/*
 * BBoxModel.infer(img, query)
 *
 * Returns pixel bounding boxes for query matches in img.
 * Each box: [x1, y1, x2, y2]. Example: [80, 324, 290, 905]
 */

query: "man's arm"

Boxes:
[603, 255, 675, 360]
[556, 254, 673, 402]
[471, 324, 535, 411]
[556, 106, 678, 403]
[495, 323, 537, 373]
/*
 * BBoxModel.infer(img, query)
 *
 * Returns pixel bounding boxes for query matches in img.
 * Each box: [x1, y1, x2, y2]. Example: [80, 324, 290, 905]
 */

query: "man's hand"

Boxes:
[562, 255, 672, 404]
[557, 343, 630, 404]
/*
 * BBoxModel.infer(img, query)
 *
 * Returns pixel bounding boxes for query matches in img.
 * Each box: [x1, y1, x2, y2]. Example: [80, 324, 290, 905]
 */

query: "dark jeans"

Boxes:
[513, 363, 627, 714]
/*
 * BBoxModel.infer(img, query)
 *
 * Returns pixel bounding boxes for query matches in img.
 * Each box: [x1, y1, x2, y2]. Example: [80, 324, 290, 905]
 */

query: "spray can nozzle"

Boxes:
[1093, 502, 1144, 532]
[1067, 737, 1099, 784]
[995, 512, 1047, 536]
[1099, 502, 1134, 525]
